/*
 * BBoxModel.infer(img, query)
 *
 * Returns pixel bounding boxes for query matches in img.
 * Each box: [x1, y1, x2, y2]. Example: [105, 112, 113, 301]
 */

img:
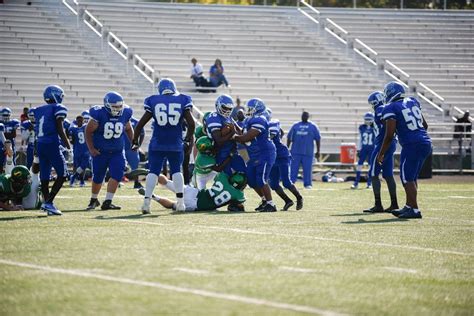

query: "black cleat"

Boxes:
[86, 198, 100, 210]
[391, 206, 410, 217]
[228, 204, 245, 212]
[384, 204, 400, 213]
[363, 205, 385, 213]
[296, 198, 303, 210]
[101, 200, 121, 210]
[137, 188, 146, 196]
[255, 201, 266, 211]
[133, 182, 143, 189]
[282, 200, 294, 211]
[260, 203, 277, 212]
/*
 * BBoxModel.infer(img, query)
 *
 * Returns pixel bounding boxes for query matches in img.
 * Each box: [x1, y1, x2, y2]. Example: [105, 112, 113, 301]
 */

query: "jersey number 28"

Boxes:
[402, 107, 423, 131]
[209, 181, 231, 205]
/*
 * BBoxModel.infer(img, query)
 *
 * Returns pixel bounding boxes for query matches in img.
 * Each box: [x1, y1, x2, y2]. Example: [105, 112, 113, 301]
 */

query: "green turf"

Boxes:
[1, 178, 473, 315]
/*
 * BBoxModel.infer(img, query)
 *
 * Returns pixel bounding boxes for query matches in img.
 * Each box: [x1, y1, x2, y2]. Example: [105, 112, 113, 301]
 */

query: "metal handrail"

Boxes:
[83, 9, 103, 37]
[62, 0, 78, 15]
[132, 54, 154, 84]
[107, 31, 128, 60]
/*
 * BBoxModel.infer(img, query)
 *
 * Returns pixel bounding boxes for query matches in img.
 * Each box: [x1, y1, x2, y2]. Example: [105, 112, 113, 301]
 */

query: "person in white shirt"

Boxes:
[190, 58, 206, 87]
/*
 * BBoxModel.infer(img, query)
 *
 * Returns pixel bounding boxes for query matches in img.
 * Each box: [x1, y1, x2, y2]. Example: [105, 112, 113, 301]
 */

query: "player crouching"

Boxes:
[0, 166, 34, 211]
[139, 171, 246, 213]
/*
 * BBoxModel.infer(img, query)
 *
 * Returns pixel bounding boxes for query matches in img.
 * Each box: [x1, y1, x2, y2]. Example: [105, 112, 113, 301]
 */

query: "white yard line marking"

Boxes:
[113, 219, 472, 257]
[448, 196, 474, 199]
[383, 267, 418, 274]
[279, 266, 317, 273]
[173, 267, 210, 275]
[0, 259, 344, 316]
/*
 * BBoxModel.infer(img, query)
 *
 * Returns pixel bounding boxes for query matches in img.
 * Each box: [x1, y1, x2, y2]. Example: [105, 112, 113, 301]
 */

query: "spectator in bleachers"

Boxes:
[287, 111, 321, 189]
[190, 58, 207, 87]
[454, 110, 472, 152]
[209, 59, 230, 88]
[20, 107, 29, 122]
[231, 97, 244, 120]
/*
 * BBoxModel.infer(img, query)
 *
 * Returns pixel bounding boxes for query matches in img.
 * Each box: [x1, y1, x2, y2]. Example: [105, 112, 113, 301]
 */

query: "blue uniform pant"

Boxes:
[269, 157, 293, 190]
[92, 151, 125, 183]
[74, 151, 91, 171]
[400, 142, 432, 185]
[290, 154, 313, 187]
[369, 141, 397, 179]
[125, 149, 140, 170]
[26, 144, 34, 169]
[149, 150, 183, 175]
[247, 155, 275, 189]
[216, 153, 246, 176]
[37, 142, 67, 181]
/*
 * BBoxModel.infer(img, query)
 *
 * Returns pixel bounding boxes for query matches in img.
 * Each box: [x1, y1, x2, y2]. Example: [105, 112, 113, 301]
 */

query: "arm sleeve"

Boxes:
[207, 116, 222, 133]
[381, 104, 396, 121]
[89, 107, 100, 122]
[143, 97, 153, 113]
[54, 105, 68, 119]
[312, 124, 321, 141]
[182, 95, 193, 111]
[248, 118, 265, 133]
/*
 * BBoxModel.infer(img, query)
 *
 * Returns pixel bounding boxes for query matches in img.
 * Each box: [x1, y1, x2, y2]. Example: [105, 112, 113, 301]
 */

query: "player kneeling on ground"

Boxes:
[0, 166, 33, 211]
[139, 172, 246, 213]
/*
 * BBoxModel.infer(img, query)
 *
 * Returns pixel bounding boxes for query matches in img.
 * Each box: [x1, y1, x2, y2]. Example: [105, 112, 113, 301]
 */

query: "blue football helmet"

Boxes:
[103, 91, 124, 117]
[363, 112, 374, 125]
[262, 107, 272, 121]
[215, 94, 234, 118]
[383, 81, 405, 104]
[246, 98, 266, 118]
[1, 107, 12, 123]
[82, 110, 91, 123]
[157, 78, 177, 95]
[43, 85, 64, 104]
[367, 91, 384, 110]
[27, 108, 35, 122]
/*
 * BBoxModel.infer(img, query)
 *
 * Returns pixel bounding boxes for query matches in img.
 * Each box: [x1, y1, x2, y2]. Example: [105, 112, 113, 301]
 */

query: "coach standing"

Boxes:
[287, 111, 321, 189]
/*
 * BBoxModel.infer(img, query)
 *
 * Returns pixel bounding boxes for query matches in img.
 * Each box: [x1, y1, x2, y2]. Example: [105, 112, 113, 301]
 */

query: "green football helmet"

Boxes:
[11, 165, 32, 193]
[229, 172, 247, 191]
[196, 136, 214, 154]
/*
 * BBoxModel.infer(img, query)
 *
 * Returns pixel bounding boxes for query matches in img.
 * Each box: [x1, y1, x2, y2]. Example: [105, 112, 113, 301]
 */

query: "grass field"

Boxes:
[1, 177, 473, 315]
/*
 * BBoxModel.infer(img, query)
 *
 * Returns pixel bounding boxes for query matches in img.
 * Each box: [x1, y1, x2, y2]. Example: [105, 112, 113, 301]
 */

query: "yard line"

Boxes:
[0, 259, 345, 316]
[382, 267, 418, 274]
[113, 219, 473, 257]
[173, 267, 210, 275]
[280, 266, 318, 273]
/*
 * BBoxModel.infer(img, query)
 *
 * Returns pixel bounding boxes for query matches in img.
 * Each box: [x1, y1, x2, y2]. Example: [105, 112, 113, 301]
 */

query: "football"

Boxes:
[221, 124, 234, 136]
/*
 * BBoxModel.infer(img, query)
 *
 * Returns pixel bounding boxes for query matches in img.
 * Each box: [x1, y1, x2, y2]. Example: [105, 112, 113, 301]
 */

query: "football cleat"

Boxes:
[176, 200, 186, 212]
[101, 200, 121, 210]
[261, 203, 277, 212]
[391, 206, 410, 217]
[397, 208, 422, 219]
[255, 200, 266, 211]
[366, 184, 372, 189]
[227, 203, 245, 212]
[133, 181, 143, 189]
[363, 205, 385, 213]
[141, 198, 151, 215]
[86, 198, 100, 210]
[351, 183, 358, 189]
[282, 200, 294, 211]
[296, 198, 303, 210]
[41, 202, 62, 216]
[384, 204, 400, 213]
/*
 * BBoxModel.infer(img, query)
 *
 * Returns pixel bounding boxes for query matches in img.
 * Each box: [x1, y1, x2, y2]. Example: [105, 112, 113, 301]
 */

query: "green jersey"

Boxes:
[194, 125, 206, 139]
[194, 152, 216, 175]
[196, 173, 245, 211]
[0, 174, 31, 201]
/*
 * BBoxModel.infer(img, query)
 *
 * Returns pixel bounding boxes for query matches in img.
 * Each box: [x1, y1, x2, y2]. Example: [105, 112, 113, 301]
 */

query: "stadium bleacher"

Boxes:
[1, 1, 472, 155]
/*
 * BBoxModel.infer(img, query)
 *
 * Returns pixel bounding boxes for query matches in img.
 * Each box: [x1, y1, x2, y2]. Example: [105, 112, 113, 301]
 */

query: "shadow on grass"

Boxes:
[0, 215, 47, 221]
[331, 212, 371, 217]
[95, 214, 160, 220]
[341, 218, 409, 224]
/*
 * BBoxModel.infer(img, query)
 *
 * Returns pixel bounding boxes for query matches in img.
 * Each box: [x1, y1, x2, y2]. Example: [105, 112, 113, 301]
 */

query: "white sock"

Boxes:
[267, 200, 275, 206]
[105, 192, 114, 201]
[172, 172, 184, 202]
[145, 173, 158, 198]
[91, 193, 98, 199]
[413, 208, 420, 213]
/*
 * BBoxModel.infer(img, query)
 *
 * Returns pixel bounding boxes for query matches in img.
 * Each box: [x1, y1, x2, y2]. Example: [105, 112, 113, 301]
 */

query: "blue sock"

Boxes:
[354, 171, 361, 185]
[367, 174, 372, 186]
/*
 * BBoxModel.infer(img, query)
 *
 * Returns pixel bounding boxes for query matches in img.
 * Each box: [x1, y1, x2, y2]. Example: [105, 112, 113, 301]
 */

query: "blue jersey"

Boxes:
[206, 112, 234, 157]
[358, 124, 375, 149]
[245, 114, 275, 161]
[287, 121, 321, 156]
[268, 119, 290, 159]
[90, 105, 133, 153]
[124, 117, 144, 151]
[34, 103, 68, 144]
[382, 97, 431, 146]
[21, 120, 35, 145]
[69, 125, 88, 156]
[144, 93, 193, 152]
[0, 123, 4, 150]
[236, 120, 246, 150]
[4, 119, 20, 138]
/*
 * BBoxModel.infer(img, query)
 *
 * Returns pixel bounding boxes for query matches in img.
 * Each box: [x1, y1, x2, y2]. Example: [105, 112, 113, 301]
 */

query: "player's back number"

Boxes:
[155, 103, 181, 126]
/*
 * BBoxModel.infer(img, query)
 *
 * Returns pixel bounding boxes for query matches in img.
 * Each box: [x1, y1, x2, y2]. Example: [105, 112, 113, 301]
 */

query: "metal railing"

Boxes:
[296, 0, 452, 120]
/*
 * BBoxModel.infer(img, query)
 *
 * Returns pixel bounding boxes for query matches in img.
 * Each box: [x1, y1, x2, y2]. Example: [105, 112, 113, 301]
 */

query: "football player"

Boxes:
[69, 113, 90, 187]
[0, 165, 32, 211]
[33, 85, 71, 215]
[352, 112, 376, 189]
[125, 116, 145, 189]
[266, 109, 303, 211]
[132, 78, 195, 214]
[1, 107, 20, 162]
[363, 91, 399, 214]
[206, 94, 246, 176]
[234, 98, 277, 212]
[0, 122, 7, 173]
[140, 171, 246, 212]
[85, 92, 133, 210]
[377, 82, 432, 219]
[20, 108, 36, 169]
